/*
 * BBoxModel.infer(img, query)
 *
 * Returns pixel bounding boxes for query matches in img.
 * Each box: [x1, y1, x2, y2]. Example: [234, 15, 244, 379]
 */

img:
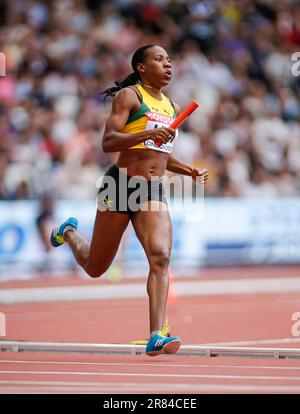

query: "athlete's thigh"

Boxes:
[131, 201, 172, 260]
[87, 209, 130, 271]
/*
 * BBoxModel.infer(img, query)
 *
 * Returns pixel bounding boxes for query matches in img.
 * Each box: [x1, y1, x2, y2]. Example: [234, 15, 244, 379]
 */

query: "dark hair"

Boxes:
[101, 45, 155, 99]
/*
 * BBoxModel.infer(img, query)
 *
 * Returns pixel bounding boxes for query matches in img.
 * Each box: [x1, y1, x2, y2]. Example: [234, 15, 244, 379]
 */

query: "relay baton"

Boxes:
[155, 100, 199, 147]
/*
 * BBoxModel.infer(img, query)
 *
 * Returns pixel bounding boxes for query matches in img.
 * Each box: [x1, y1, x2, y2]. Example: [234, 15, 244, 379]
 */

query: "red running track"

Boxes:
[1, 288, 300, 393]
[2, 352, 300, 394]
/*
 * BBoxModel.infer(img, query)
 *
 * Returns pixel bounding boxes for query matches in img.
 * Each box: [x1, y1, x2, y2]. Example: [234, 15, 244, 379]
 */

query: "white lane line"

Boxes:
[0, 380, 180, 387]
[1, 370, 300, 381]
[2, 276, 300, 304]
[2, 359, 300, 371]
[0, 380, 196, 392]
[203, 337, 300, 347]
[0, 390, 82, 393]
[1, 381, 300, 393]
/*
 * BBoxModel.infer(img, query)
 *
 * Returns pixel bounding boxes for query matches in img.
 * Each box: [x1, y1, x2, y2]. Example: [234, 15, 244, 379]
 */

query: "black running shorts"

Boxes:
[97, 164, 168, 217]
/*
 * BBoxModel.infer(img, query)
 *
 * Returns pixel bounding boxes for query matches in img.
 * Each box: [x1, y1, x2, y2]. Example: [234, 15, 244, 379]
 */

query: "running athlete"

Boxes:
[50, 45, 208, 356]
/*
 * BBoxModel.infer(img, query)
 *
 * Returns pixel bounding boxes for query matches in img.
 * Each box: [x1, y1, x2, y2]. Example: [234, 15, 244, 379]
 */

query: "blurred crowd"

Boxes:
[0, 0, 300, 200]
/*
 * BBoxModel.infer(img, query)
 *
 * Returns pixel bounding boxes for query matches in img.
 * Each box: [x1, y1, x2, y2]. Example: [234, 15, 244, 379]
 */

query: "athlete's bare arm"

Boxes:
[166, 101, 208, 182]
[166, 153, 208, 182]
[102, 88, 175, 152]
[166, 153, 194, 175]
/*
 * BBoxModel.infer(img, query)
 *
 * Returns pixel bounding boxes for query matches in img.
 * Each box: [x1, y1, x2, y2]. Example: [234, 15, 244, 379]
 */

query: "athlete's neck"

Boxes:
[140, 83, 162, 100]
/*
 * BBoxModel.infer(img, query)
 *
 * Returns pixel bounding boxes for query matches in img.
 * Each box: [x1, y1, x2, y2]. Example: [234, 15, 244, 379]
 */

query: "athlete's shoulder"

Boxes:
[114, 87, 139, 101]
[112, 87, 141, 111]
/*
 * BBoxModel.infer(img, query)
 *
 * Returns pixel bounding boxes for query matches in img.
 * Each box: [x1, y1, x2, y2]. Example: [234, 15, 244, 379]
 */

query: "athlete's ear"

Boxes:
[136, 63, 145, 74]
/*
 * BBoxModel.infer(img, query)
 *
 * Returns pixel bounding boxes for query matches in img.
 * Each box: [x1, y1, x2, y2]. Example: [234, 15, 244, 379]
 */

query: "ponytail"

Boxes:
[101, 72, 139, 99]
[101, 44, 155, 100]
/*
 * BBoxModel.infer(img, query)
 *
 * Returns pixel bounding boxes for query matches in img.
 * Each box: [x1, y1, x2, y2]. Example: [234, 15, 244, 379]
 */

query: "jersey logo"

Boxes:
[102, 196, 113, 207]
[145, 112, 173, 125]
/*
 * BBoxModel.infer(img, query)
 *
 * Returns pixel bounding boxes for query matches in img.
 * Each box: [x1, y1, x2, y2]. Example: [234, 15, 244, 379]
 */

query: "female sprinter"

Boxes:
[50, 45, 208, 356]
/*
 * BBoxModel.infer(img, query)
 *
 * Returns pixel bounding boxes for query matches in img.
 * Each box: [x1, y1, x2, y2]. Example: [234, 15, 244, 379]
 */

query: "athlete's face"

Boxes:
[138, 46, 172, 88]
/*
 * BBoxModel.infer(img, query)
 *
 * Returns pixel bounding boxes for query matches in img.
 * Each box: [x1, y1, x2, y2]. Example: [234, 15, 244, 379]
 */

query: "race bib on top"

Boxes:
[144, 112, 178, 153]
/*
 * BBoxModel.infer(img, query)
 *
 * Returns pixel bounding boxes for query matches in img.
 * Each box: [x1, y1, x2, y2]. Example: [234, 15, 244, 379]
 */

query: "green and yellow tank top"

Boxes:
[122, 84, 177, 154]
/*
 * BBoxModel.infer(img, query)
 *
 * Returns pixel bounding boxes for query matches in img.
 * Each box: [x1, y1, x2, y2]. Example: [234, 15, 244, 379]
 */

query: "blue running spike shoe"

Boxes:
[146, 332, 181, 357]
[50, 217, 78, 247]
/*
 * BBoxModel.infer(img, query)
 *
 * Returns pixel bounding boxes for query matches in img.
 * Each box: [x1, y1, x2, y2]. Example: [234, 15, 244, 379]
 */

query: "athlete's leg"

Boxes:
[131, 201, 172, 334]
[64, 210, 130, 278]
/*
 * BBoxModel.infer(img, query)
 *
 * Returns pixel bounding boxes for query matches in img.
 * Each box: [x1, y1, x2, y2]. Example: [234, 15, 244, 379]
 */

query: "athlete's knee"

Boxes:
[149, 247, 171, 270]
[85, 268, 103, 278]
[86, 270, 103, 279]
[85, 263, 108, 279]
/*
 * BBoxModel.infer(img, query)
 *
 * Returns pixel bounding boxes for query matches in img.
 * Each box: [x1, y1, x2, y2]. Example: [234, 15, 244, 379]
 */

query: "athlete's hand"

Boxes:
[191, 168, 209, 184]
[150, 127, 176, 144]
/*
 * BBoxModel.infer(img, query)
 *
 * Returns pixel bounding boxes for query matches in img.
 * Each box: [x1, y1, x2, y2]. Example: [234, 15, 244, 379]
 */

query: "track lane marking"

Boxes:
[203, 337, 300, 346]
[2, 359, 300, 370]
[2, 381, 300, 393]
[2, 276, 300, 305]
[1, 370, 300, 381]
